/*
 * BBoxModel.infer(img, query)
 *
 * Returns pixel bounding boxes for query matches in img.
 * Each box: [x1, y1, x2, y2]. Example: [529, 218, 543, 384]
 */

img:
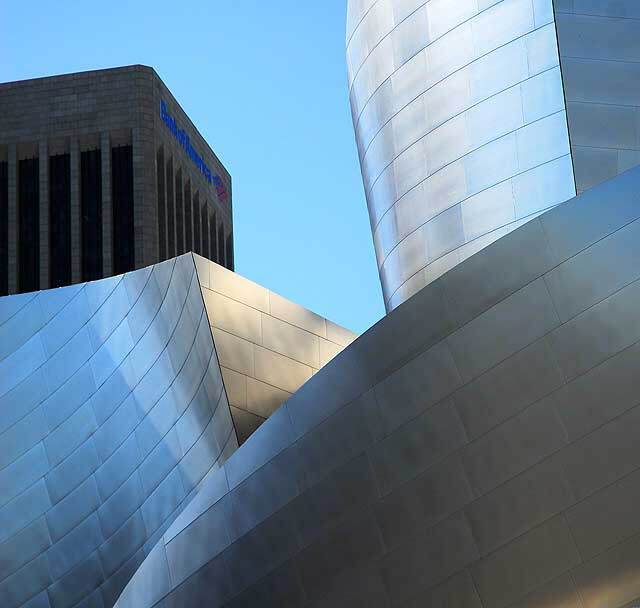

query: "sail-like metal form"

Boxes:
[0, 252, 356, 608]
[0, 253, 236, 608]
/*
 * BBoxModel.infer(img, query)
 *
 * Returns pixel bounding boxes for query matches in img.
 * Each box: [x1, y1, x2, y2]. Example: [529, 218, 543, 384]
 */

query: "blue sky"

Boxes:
[1, 1, 384, 333]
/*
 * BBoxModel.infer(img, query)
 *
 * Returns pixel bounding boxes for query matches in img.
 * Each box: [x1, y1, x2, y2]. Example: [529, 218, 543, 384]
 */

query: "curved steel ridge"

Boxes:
[116, 166, 640, 608]
[0, 253, 237, 608]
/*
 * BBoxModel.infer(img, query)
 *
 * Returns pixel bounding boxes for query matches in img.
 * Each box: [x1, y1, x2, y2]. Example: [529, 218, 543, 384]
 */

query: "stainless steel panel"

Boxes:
[293, 452, 377, 549]
[370, 397, 467, 496]
[572, 532, 640, 608]
[0, 517, 50, 584]
[95, 434, 141, 502]
[560, 403, 640, 501]
[461, 398, 568, 496]
[44, 401, 97, 468]
[0, 254, 235, 607]
[0, 554, 52, 608]
[164, 494, 233, 587]
[0, 480, 51, 545]
[1, 443, 49, 506]
[549, 278, 640, 381]
[466, 457, 574, 556]
[471, 515, 580, 608]
[112, 170, 640, 608]
[138, 427, 182, 496]
[551, 340, 640, 441]
[231, 448, 300, 540]
[348, 0, 575, 309]
[447, 278, 560, 382]
[374, 338, 461, 434]
[140, 467, 186, 537]
[39, 289, 91, 358]
[45, 439, 100, 505]
[374, 454, 472, 550]
[42, 363, 96, 432]
[556, 6, 640, 191]
[0, 296, 46, 361]
[222, 560, 303, 608]
[0, 368, 48, 435]
[507, 573, 582, 608]
[297, 506, 384, 599]
[0, 405, 47, 469]
[454, 337, 563, 440]
[98, 510, 146, 578]
[381, 512, 478, 605]
[295, 392, 381, 489]
[163, 554, 231, 608]
[46, 513, 103, 579]
[566, 466, 640, 560]
[46, 476, 101, 543]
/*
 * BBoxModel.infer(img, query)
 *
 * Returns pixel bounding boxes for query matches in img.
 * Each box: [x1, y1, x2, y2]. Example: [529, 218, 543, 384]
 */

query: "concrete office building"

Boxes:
[0, 66, 233, 296]
[347, 0, 640, 310]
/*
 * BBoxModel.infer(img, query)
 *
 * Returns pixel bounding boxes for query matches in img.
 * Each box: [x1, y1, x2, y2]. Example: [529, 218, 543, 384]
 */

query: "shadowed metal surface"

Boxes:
[193, 254, 357, 444]
[346, 0, 576, 310]
[113, 166, 640, 608]
[0, 253, 237, 608]
[555, 0, 640, 194]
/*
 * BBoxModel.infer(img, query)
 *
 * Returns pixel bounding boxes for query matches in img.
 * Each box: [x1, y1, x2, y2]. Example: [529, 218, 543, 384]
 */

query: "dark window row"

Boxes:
[112, 145, 134, 275]
[6, 146, 135, 292]
[0, 162, 8, 295]
[157, 148, 233, 270]
[50, 154, 71, 288]
[80, 149, 102, 282]
[18, 157, 40, 292]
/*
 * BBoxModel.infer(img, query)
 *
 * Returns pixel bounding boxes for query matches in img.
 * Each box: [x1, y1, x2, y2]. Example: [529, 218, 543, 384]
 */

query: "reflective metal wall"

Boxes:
[193, 254, 357, 444]
[0, 253, 237, 608]
[555, 0, 640, 193]
[114, 166, 640, 608]
[347, 0, 577, 309]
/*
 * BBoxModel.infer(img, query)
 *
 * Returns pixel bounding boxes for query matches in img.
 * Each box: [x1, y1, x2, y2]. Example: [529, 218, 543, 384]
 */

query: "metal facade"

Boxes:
[555, 1, 640, 193]
[193, 255, 357, 444]
[113, 166, 640, 608]
[0, 254, 237, 608]
[348, 0, 640, 310]
[0, 253, 357, 608]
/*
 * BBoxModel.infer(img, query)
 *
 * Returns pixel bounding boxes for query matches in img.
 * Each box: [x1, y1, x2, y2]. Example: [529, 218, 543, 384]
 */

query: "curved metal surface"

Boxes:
[555, 0, 640, 194]
[347, 0, 576, 310]
[114, 166, 640, 608]
[0, 253, 237, 608]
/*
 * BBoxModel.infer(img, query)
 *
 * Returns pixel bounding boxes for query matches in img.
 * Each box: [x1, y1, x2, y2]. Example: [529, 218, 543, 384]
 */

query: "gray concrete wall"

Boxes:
[0, 66, 233, 292]
[0, 253, 236, 608]
[116, 166, 640, 608]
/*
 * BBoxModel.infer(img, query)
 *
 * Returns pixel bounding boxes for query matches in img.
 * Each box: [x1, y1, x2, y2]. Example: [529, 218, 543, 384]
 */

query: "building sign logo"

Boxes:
[160, 100, 227, 202]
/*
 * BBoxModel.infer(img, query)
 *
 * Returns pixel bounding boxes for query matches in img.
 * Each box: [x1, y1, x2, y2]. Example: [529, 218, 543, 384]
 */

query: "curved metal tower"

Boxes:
[348, 0, 640, 310]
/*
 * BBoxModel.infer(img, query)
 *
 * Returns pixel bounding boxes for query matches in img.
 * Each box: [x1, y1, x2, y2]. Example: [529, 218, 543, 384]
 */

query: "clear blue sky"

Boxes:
[1, 1, 384, 333]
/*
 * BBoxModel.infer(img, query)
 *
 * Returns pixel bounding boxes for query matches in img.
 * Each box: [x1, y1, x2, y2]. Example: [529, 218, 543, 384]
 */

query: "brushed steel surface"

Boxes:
[347, 0, 577, 310]
[0, 253, 237, 608]
[113, 167, 640, 608]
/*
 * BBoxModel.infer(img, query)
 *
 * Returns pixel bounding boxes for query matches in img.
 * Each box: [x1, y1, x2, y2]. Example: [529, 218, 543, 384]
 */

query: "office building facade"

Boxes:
[0, 66, 233, 296]
[347, 0, 640, 310]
